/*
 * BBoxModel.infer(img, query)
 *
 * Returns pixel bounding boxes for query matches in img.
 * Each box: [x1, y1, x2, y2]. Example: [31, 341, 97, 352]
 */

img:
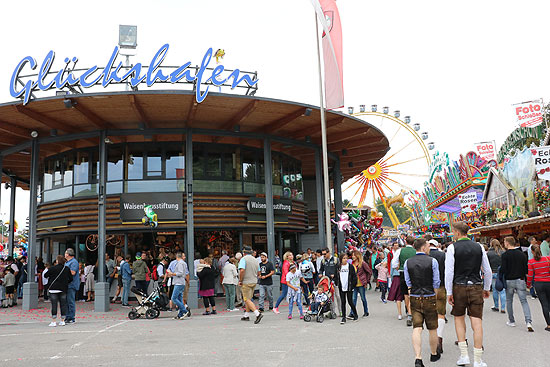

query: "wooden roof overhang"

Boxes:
[0, 91, 389, 187]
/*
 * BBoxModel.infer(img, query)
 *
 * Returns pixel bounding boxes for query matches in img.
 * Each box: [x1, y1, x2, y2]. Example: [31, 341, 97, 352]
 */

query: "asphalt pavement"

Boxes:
[0, 289, 549, 366]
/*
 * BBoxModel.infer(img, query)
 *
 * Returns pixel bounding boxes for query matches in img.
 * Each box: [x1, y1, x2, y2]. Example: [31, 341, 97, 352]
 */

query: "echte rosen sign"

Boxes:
[514, 100, 544, 128]
[531, 146, 550, 180]
[10, 44, 259, 105]
[458, 192, 478, 213]
[474, 141, 497, 162]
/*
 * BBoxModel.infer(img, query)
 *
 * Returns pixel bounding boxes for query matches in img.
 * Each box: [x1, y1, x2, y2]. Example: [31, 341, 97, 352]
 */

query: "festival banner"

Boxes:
[531, 146, 550, 180]
[514, 100, 544, 128]
[474, 141, 497, 161]
[311, 0, 344, 110]
[458, 192, 478, 213]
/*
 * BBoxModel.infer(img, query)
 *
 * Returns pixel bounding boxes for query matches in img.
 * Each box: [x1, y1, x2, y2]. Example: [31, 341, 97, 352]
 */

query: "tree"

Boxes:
[375, 198, 412, 228]
[343, 199, 351, 208]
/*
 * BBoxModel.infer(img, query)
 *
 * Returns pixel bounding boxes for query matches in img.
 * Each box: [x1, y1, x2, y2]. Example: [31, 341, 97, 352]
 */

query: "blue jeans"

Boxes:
[492, 273, 506, 309]
[352, 285, 369, 315]
[171, 285, 187, 317]
[288, 292, 303, 316]
[301, 279, 314, 306]
[122, 278, 131, 305]
[506, 279, 532, 323]
[66, 287, 77, 320]
[275, 283, 289, 308]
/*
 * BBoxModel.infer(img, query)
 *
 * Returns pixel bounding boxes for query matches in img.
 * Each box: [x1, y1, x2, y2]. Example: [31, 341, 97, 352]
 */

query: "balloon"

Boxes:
[0, 244, 3, 252]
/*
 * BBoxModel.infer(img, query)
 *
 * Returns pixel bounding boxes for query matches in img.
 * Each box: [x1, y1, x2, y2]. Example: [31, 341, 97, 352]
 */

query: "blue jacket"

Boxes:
[121, 261, 132, 281]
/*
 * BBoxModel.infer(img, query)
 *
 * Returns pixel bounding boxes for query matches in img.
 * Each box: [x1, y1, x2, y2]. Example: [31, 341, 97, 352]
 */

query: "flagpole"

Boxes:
[314, 12, 334, 254]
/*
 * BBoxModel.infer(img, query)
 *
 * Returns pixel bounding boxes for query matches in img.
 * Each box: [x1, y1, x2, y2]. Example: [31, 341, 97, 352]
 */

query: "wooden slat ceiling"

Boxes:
[0, 91, 388, 186]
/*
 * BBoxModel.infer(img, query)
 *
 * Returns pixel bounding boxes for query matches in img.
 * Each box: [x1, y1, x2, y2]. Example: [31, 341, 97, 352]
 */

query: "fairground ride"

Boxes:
[343, 105, 435, 229]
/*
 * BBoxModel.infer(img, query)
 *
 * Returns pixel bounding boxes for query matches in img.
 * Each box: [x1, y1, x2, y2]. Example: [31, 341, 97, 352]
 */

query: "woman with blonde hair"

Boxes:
[351, 250, 372, 318]
[273, 251, 295, 314]
[487, 238, 506, 313]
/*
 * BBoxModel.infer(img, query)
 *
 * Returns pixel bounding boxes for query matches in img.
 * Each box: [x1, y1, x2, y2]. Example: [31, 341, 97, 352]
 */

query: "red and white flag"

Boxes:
[311, 0, 344, 110]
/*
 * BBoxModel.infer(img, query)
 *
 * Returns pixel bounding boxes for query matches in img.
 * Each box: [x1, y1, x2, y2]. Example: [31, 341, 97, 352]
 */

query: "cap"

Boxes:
[260, 252, 268, 257]
[428, 239, 439, 247]
[289, 263, 297, 270]
[296, 254, 303, 260]
[243, 245, 252, 254]
[135, 252, 142, 259]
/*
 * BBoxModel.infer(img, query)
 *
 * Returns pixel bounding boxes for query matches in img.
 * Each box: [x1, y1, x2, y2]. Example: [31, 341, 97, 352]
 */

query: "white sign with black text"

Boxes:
[458, 192, 478, 213]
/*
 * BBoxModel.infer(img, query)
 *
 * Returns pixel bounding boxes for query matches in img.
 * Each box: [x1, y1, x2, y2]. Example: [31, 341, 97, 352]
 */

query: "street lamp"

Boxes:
[359, 105, 366, 113]
[119, 25, 137, 49]
[371, 104, 377, 112]
[348, 107, 354, 114]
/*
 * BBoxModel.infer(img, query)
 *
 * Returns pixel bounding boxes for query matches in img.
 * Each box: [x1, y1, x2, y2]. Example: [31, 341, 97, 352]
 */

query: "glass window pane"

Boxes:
[146, 149, 162, 177]
[64, 154, 73, 186]
[223, 153, 236, 180]
[53, 159, 62, 187]
[127, 145, 143, 180]
[75, 151, 89, 184]
[272, 154, 281, 185]
[206, 152, 221, 177]
[108, 146, 124, 181]
[242, 150, 256, 182]
[193, 146, 205, 179]
[166, 143, 185, 179]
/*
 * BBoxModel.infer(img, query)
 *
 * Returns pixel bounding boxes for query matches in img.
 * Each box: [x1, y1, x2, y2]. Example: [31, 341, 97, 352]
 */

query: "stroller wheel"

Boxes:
[146, 308, 159, 319]
[128, 310, 139, 320]
[317, 314, 325, 323]
[303, 314, 312, 322]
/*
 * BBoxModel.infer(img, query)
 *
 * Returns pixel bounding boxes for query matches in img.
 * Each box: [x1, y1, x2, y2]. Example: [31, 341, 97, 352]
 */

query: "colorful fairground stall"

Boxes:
[472, 125, 550, 240]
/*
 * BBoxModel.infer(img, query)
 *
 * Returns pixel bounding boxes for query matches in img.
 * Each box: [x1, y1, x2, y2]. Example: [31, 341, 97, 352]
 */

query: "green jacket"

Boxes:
[399, 246, 416, 271]
[132, 259, 148, 281]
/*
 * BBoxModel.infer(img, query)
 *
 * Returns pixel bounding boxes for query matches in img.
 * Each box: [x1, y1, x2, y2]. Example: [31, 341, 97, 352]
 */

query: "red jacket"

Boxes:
[354, 260, 372, 286]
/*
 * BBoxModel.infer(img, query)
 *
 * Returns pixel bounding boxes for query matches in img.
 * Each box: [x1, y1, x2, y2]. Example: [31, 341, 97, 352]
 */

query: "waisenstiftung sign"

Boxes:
[246, 197, 292, 215]
[120, 193, 184, 222]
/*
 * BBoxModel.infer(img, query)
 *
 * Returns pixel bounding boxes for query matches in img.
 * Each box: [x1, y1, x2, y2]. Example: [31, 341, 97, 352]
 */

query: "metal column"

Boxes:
[123, 233, 128, 257]
[185, 132, 198, 309]
[8, 177, 16, 258]
[45, 237, 51, 264]
[75, 235, 80, 262]
[238, 231, 243, 252]
[95, 130, 109, 312]
[263, 138, 276, 264]
[333, 159, 344, 252]
[23, 138, 39, 311]
[314, 149, 326, 248]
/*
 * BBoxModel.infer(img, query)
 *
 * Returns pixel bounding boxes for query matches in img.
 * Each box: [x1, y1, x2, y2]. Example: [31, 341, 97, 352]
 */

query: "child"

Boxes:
[375, 260, 389, 303]
[286, 264, 304, 319]
[4, 267, 16, 307]
[309, 284, 328, 315]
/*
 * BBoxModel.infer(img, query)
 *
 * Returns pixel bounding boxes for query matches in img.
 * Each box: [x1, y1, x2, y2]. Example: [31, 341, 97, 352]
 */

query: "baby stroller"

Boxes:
[128, 282, 170, 320]
[303, 276, 337, 323]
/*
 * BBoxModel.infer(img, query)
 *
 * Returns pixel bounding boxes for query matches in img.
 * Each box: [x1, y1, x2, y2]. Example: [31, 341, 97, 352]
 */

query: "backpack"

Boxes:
[211, 259, 221, 277]
[151, 265, 159, 281]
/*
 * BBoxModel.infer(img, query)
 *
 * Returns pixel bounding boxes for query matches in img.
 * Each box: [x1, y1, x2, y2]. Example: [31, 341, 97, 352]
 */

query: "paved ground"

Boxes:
[1, 289, 549, 366]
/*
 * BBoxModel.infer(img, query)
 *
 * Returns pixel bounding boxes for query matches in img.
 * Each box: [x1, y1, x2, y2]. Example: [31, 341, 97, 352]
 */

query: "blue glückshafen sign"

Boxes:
[10, 44, 259, 105]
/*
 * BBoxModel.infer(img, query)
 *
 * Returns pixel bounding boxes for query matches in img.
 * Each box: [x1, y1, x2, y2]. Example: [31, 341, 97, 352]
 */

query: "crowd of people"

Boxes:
[2, 222, 550, 366]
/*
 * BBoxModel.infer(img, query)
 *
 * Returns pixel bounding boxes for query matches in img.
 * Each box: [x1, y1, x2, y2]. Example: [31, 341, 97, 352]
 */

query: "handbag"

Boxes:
[495, 267, 505, 292]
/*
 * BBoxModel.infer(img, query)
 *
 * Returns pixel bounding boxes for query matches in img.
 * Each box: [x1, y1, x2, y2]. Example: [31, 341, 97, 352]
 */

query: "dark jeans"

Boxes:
[301, 279, 314, 305]
[535, 281, 550, 325]
[340, 289, 357, 318]
[135, 280, 148, 296]
[49, 292, 68, 319]
[275, 283, 289, 308]
[203, 295, 216, 309]
[379, 281, 388, 300]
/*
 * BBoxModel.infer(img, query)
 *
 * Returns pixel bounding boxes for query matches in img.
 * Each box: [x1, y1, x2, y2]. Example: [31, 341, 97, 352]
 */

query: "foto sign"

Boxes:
[474, 141, 497, 161]
[514, 100, 543, 128]
[10, 44, 258, 105]
[531, 146, 550, 180]
[458, 192, 478, 213]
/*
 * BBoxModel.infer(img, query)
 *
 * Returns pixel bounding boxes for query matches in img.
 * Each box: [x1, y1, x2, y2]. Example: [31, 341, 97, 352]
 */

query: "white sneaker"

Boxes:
[48, 321, 57, 327]
[398, 315, 403, 320]
[474, 361, 487, 367]
[456, 355, 470, 366]
[506, 321, 516, 327]
[527, 322, 534, 332]
[58, 321, 65, 326]
[231, 308, 240, 312]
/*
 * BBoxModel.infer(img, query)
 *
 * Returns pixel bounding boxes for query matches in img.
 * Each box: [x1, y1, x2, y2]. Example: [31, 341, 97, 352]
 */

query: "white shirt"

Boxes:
[391, 249, 401, 270]
[42, 268, 49, 285]
[339, 264, 350, 292]
[444, 241, 492, 296]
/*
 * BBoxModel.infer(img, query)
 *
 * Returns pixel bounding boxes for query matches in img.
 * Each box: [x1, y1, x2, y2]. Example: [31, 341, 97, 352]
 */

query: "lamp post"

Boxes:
[119, 25, 137, 91]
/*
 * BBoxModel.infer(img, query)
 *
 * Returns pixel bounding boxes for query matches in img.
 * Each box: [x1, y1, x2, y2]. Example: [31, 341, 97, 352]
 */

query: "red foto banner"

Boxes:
[474, 141, 496, 161]
[515, 101, 543, 128]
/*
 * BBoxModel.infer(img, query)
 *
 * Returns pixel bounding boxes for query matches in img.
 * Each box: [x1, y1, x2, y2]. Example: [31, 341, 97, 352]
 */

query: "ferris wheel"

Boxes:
[342, 104, 435, 228]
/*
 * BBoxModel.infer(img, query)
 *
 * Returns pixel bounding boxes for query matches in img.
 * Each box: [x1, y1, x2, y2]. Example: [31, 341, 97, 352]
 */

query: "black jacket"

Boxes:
[197, 266, 216, 291]
[320, 256, 338, 278]
[334, 263, 357, 291]
[501, 248, 528, 281]
[45, 264, 73, 293]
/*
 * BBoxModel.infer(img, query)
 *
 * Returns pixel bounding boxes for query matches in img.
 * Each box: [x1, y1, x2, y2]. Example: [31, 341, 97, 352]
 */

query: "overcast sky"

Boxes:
[1, 0, 549, 223]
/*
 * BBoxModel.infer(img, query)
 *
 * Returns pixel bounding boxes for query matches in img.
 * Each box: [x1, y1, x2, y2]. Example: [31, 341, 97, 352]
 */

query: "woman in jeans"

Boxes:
[45, 255, 73, 327]
[335, 253, 358, 324]
[273, 252, 294, 314]
[351, 250, 372, 317]
[222, 257, 239, 311]
[487, 239, 506, 313]
[527, 245, 550, 331]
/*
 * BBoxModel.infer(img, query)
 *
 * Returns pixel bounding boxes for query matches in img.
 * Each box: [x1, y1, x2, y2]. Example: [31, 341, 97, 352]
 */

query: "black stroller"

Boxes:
[128, 282, 170, 320]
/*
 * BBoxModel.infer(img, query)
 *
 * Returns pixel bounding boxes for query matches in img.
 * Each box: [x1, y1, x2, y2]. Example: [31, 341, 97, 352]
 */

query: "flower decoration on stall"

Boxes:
[476, 202, 495, 225]
[535, 186, 550, 210]
[142, 205, 158, 228]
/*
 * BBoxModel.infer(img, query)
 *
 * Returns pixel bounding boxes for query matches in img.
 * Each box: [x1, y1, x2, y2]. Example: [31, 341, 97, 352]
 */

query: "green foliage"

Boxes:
[375, 198, 412, 228]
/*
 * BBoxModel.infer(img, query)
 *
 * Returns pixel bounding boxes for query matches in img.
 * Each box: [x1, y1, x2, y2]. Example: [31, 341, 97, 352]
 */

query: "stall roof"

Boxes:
[470, 214, 550, 236]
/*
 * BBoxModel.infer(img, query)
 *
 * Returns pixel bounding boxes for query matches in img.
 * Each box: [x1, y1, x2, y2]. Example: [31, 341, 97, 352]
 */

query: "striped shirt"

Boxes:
[527, 256, 550, 288]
